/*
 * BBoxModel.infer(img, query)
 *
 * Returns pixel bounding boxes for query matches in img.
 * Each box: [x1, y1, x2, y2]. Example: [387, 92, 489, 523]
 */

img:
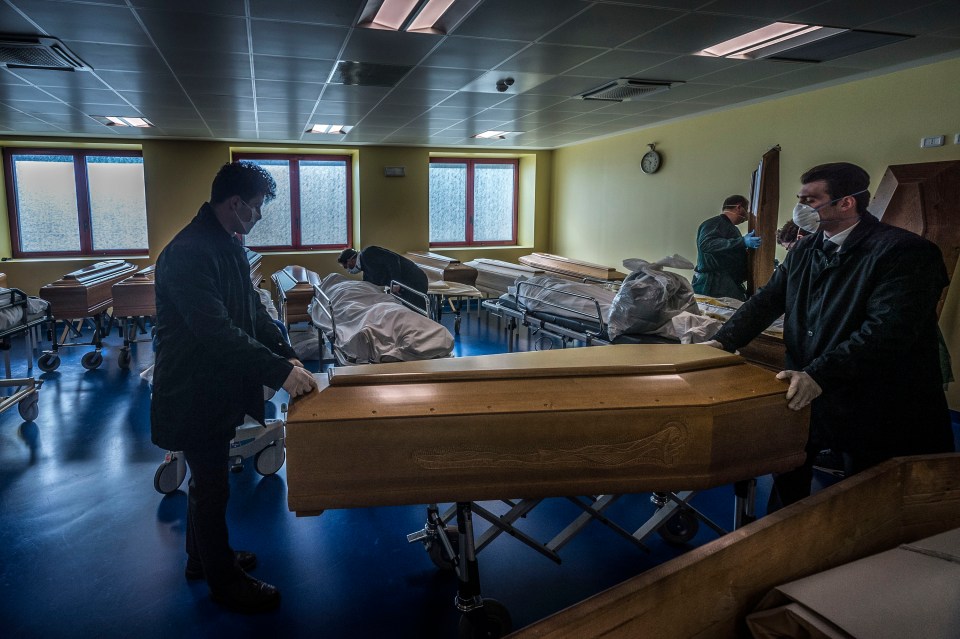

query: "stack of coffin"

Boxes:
[244, 246, 263, 286]
[462, 258, 545, 298]
[39, 260, 138, 319]
[405, 251, 478, 285]
[111, 265, 156, 319]
[285, 344, 809, 514]
[518, 252, 627, 281]
[272, 265, 320, 326]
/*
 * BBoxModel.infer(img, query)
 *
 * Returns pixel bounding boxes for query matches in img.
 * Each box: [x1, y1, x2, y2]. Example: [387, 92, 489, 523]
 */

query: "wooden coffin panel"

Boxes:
[519, 253, 626, 281]
[273, 265, 320, 325]
[508, 453, 960, 639]
[464, 259, 545, 298]
[286, 345, 809, 514]
[111, 265, 156, 318]
[244, 246, 263, 286]
[39, 260, 138, 318]
[406, 251, 479, 285]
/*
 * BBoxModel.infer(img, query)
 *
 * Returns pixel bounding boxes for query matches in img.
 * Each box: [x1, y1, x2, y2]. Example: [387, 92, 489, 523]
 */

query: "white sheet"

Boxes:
[0, 289, 48, 332]
[513, 275, 617, 321]
[309, 273, 454, 364]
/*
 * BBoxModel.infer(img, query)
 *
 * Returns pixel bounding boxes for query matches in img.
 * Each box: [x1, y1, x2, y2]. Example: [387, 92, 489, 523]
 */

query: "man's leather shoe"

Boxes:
[209, 573, 280, 614]
[185, 550, 257, 580]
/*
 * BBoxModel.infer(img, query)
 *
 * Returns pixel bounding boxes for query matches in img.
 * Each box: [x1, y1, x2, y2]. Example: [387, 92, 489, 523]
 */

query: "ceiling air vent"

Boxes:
[578, 79, 676, 102]
[0, 35, 90, 71]
[329, 60, 413, 87]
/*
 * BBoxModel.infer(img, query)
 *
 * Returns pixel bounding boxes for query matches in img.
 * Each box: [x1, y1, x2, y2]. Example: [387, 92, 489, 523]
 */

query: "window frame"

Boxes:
[3, 147, 148, 258]
[231, 152, 353, 252]
[429, 157, 519, 248]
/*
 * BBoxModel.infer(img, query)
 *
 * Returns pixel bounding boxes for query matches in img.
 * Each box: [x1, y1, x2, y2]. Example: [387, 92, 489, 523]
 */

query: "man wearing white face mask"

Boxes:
[692, 194, 760, 301]
[337, 245, 429, 310]
[706, 162, 953, 511]
[152, 161, 318, 613]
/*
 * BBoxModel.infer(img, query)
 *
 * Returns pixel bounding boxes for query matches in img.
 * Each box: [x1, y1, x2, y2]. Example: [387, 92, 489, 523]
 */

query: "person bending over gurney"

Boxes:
[338, 245, 429, 311]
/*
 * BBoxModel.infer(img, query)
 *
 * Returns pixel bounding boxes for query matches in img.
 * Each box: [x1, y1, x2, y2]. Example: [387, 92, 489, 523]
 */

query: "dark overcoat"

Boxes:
[692, 214, 749, 301]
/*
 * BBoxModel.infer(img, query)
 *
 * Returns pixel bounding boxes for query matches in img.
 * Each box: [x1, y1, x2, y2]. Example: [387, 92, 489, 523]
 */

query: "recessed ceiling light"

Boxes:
[696, 22, 846, 60]
[472, 130, 520, 140]
[100, 116, 152, 127]
[359, 0, 457, 34]
[308, 124, 353, 134]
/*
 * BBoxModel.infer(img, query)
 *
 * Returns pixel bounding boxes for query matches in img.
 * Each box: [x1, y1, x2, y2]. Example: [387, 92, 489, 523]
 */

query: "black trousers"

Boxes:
[183, 438, 241, 589]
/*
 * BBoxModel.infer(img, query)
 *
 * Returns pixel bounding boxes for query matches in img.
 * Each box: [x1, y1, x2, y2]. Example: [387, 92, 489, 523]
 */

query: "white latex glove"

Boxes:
[283, 365, 318, 398]
[702, 339, 724, 349]
[776, 370, 822, 411]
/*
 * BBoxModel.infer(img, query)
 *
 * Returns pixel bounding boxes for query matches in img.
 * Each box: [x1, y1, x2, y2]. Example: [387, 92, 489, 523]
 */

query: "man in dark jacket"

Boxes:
[338, 245, 429, 310]
[151, 161, 317, 613]
[710, 163, 953, 510]
[692, 194, 761, 301]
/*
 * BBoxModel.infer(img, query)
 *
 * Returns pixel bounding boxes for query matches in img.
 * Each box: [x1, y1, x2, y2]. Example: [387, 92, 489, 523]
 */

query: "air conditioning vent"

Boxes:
[578, 79, 676, 102]
[0, 35, 90, 71]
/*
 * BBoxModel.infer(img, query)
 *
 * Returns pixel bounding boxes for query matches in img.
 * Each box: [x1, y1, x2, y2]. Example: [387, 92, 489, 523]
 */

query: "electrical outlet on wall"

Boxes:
[920, 135, 945, 148]
[955, 133, 960, 144]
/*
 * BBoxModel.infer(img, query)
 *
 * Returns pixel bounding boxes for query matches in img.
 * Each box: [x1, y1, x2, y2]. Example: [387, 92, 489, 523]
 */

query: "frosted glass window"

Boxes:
[235, 154, 351, 251]
[429, 158, 517, 246]
[5, 150, 148, 257]
[429, 163, 466, 243]
[87, 156, 148, 251]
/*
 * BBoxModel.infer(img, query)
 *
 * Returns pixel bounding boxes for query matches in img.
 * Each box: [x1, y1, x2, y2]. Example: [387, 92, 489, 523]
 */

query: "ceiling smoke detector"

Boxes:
[0, 35, 90, 71]
[577, 79, 676, 102]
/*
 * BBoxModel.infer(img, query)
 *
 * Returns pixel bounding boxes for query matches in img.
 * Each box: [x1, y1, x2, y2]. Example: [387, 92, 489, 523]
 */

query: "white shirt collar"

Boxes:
[825, 220, 859, 248]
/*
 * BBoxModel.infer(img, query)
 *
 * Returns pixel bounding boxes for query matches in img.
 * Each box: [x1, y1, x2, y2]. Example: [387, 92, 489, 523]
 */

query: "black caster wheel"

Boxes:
[458, 599, 512, 639]
[18, 395, 39, 421]
[427, 525, 459, 571]
[118, 349, 132, 369]
[454, 316, 462, 335]
[154, 457, 186, 494]
[534, 335, 554, 351]
[81, 351, 103, 370]
[38, 353, 60, 372]
[658, 507, 699, 544]
[254, 441, 285, 476]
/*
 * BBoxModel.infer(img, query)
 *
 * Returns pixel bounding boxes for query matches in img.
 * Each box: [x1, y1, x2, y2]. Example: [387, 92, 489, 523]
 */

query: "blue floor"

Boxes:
[1, 309, 953, 638]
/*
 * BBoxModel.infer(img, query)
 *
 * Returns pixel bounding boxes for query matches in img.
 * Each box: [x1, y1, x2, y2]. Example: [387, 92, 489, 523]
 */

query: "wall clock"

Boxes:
[641, 143, 661, 174]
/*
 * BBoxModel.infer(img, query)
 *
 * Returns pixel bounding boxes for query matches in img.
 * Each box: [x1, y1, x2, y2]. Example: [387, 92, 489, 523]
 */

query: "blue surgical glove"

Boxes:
[744, 230, 761, 249]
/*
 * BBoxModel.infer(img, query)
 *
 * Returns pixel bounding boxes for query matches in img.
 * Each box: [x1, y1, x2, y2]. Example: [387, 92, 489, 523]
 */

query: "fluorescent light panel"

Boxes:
[364, 0, 454, 32]
[472, 130, 520, 139]
[697, 22, 846, 59]
[101, 116, 152, 127]
[308, 124, 353, 134]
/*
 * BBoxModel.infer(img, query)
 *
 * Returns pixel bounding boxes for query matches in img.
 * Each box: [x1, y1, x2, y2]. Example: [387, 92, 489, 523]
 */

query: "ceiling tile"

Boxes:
[137, 9, 249, 53]
[0, 85, 58, 101]
[179, 76, 254, 98]
[249, 0, 362, 25]
[624, 13, 768, 54]
[97, 70, 183, 93]
[542, 4, 683, 48]
[120, 91, 194, 110]
[2, 99, 79, 116]
[255, 80, 325, 101]
[699, 0, 818, 20]
[397, 66, 487, 90]
[686, 85, 784, 105]
[695, 59, 806, 84]
[5, 68, 107, 89]
[745, 65, 863, 90]
[250, 21, 349, 59]
[15, 1, 152, 46]
[861, 1, 960, 35]
[520, 75, 612, 97]
[62, 42, 170, 74]
[784, 0, 923, 29]
[451, 0, 588, 41]
[818, 35, 960, 69]
[341, 29, 442, 66]
[379, 88, 456, 107]
[426, 104, 491, 119]
[252, 56, 335, 84]
[639, 55, 742, 82]
[164, 51, 253, 78]
[497, 44, 605, 75]
[320, 84, 391, 103]
[566, 50, 677, 78]
[421, 36, 528, 70]
[130, 1, 246, 16]
[255, 97, 319, 114]
[42, 86, 129, 106]
[435, 91, 507, 108]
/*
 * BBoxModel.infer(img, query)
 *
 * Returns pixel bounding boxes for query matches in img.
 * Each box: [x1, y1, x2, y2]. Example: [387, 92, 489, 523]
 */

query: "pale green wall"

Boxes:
[552, 56, 960, 409]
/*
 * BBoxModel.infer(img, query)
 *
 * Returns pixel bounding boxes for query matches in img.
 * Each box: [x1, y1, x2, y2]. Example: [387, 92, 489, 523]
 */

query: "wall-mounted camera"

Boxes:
[495, 77, 515, 93]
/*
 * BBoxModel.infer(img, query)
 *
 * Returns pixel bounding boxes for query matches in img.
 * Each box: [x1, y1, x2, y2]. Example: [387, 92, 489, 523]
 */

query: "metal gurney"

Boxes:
[308, 273, 454, 366]
[285, 345, 809, 636]
[0, 287, 49, 421]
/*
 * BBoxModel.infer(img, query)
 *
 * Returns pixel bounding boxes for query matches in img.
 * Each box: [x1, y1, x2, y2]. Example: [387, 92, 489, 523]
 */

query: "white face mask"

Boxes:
[792, 189, 867, 234]
[235, 198, 259, 235]
[348, 265, 361, 274]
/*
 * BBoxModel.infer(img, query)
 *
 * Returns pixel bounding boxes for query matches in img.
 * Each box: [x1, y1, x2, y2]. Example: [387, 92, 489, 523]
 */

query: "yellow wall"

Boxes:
[552, 56, 960, 409]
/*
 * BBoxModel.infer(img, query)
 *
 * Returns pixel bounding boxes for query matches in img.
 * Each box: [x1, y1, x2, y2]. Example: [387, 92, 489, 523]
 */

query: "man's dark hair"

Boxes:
[776, 219, 802, 246]
[337, 248, 358, 265]
[722, 194, 748, 209]
[800, 162, 870, 214]
[210, 161, 277, 205]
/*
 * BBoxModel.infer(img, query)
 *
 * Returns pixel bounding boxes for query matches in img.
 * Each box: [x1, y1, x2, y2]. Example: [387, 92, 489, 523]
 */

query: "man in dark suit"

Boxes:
[338, 245, 429, 310]
[692, 194, 761, 301]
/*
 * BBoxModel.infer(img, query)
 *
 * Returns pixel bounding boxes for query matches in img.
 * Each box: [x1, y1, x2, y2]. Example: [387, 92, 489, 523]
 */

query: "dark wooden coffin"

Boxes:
[272, 265, 320, 326]
[508, 453, 960, 639]
[518, 253, 626, 281]
[111, 265, 156, 319]
[406, 251, 479, 285]
[286, 344, 809, 515]
[39, 260, 138, 319]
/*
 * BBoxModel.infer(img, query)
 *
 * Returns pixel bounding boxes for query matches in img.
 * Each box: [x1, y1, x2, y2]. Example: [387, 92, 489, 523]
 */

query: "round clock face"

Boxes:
[641, 150, 661, 174]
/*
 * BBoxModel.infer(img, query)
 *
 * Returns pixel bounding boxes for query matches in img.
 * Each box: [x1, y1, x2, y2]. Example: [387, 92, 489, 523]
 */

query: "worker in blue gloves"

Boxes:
[692, 194, 759, 301]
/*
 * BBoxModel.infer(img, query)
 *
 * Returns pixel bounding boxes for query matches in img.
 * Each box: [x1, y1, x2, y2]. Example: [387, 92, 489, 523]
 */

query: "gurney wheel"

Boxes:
[154, 457, 186, 494]
[38, 353, 60, 372]
[118, 350, 131, 369]
[81, 351, 103, 370]
[658, 508, 699, 545]
[427, 525, 459, 571]
[254, 442, 285, 476]
[18, 395, 39, 421]
[454, 316, 461, 335]
[458, 598, 512, 639]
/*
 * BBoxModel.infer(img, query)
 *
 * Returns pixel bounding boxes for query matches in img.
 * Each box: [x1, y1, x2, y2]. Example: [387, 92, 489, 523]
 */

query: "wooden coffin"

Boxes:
[508, 453, 960, 639]
[111, 265, 156, 318]
[272, 265, 320, 325]
[286, 344, 809, 515]
[464, 258, 545, 298]
[39, 260, 138, 319]
[518, 253, 626, 281]
[0, 272, 6, 288]
[405, 251, 479, 285]
[244, 246, 263, 286]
